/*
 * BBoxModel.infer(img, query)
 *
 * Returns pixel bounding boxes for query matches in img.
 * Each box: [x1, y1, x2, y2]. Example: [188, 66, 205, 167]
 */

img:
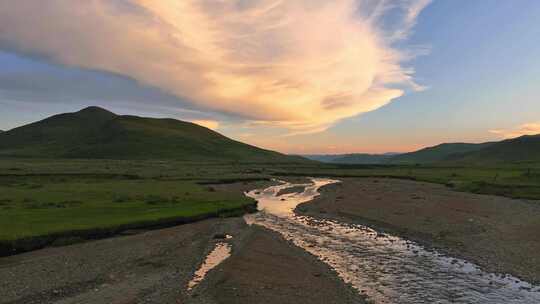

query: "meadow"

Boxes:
[1, 158, 540, 255]
[0, 159, 284, 255]
[273, 163, 540, 200]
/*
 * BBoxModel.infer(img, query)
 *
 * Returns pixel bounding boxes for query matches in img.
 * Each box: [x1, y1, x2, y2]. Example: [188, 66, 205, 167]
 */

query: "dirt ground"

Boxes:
[0, 215, 363, 304]
[191, 225, 363, 304]
[0, 218, 227, 304]
[296, 177, 540, 284]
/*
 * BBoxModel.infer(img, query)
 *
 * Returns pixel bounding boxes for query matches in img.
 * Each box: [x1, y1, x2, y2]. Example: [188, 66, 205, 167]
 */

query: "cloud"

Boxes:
[190, 119, 219, 131]
[490, 122, 540, 139]
[0, 0, 430, 133]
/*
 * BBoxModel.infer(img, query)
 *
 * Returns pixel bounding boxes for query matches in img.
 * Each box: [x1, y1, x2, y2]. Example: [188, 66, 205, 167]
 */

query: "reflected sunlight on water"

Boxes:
[245, 179, 540, 304]
[187, 242, 232, 291]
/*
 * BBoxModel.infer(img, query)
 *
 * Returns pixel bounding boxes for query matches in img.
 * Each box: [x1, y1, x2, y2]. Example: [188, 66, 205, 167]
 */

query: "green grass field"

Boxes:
[0, 177, 254, 241]
[0, 159, 283, 254]
[1, 158, 540, 255]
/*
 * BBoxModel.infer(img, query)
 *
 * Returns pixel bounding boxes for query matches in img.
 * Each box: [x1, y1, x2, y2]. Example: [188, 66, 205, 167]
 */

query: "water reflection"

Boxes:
[187, 242, 232, 291]
[245, 178, 540, 304]
[246, 178, 338, 217]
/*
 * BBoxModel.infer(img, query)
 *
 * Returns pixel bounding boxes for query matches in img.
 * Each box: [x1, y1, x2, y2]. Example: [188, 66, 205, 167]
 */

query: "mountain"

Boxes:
[388, 142, 495, 164]
[333, 153, 398, 164]
[304, 153, 398, 164]
[311, 136, 540, 166]
[0, 106, 304, 162]
[304, 143, 498, 165]
[302, 155, 341, 163]
[450, 135, 540, 164]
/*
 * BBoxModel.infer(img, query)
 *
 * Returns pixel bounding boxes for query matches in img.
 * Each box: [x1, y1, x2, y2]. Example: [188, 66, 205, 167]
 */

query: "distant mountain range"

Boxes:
[304, 153, 400, 164]
[305, 136, 540, 165]
[0, 106, 304, 163]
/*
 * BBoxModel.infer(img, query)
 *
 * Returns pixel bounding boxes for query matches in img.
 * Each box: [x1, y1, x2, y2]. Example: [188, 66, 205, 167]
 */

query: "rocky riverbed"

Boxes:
[4, 176, 540, 303]
[296, 177, 540, 284]
[245, 178, 540, 303]
[0, 206, 362, 303]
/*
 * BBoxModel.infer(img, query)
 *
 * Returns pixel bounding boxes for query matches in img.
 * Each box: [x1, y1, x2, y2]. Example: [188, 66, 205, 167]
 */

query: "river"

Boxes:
[244, 178, 540, 304]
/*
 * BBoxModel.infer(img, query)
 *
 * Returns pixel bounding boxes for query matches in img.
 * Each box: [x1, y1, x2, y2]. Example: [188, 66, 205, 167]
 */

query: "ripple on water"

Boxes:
[245, 178, 540, 304]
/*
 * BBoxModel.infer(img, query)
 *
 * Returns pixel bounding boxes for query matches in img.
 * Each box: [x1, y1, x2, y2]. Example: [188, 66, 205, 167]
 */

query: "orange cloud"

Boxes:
[490, 122, 540, 139]
[190, 119, 219, 131]
[0, 0, 430, 133]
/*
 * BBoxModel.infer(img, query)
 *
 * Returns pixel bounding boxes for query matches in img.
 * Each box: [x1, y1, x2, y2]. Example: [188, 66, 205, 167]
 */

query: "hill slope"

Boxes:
[388, 142, 495, 164]
[306, 136, 540, 166]
[452, 135, 540, 164]
[0, 107, 303, 162]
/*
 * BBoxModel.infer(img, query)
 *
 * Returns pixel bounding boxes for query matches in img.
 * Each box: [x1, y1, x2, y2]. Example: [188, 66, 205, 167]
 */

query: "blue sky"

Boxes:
[324, 0, 540, 152]
[1, 1, 539, 154]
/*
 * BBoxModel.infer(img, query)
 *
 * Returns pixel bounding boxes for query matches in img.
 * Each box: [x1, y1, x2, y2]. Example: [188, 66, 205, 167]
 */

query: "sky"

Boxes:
[1, 0, 539, 154]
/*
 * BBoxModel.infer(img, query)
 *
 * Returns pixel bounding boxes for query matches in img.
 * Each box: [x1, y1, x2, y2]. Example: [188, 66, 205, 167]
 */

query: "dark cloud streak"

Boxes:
[0, 51, 235, 123]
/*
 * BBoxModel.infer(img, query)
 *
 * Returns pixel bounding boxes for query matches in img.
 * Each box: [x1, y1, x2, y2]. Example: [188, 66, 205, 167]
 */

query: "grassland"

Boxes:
[1, 158, 540, 255]
[273, 163, 540, 200]
[0, 177, 251, 240]
[0, 159, 297, 255]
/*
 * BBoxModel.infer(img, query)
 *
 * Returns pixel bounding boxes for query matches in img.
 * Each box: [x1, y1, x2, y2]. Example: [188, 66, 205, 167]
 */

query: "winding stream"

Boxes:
[245, 178, 540, 304]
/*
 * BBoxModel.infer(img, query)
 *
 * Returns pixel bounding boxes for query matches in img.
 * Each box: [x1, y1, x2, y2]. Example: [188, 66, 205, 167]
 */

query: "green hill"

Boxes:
[452, 135, 540, 165]
[381, 136, 540, 165]
[306, 136, 540, 166]
[388, 142, 495, 164]
[0, 106, 304, 162]
[305, 144, 496, 165]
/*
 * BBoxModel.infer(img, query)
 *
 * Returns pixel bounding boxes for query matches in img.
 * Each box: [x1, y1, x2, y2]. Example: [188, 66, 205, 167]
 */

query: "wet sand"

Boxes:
[296, 177, 540, 284]
[0, 216, 362, 303]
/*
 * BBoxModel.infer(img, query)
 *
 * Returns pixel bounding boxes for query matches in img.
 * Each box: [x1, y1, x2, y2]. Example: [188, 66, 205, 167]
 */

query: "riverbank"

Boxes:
[0, 216, 363, 304]
[296, 177, 540, 284]
[1, 217, 223, 304]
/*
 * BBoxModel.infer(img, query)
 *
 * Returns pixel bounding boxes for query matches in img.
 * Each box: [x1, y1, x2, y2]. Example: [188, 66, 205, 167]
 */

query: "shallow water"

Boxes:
[245, 178, 540, 304]
[187, 241, 232, 291]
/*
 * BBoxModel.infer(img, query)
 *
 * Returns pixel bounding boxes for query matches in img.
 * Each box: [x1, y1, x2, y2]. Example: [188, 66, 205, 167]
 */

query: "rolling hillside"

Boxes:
[0, 106, 304, 162]
[452, 135, 540, 164]
[390, 136, 540, 165]
[306, 137, 540, 166]
[388, 142, 495, 164]
[305, 143, 498, 165]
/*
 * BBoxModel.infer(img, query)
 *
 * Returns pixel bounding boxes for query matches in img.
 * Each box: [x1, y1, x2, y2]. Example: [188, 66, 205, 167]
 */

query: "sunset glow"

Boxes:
[1, 1, 540, 154]
[0, 0, 427, 133]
